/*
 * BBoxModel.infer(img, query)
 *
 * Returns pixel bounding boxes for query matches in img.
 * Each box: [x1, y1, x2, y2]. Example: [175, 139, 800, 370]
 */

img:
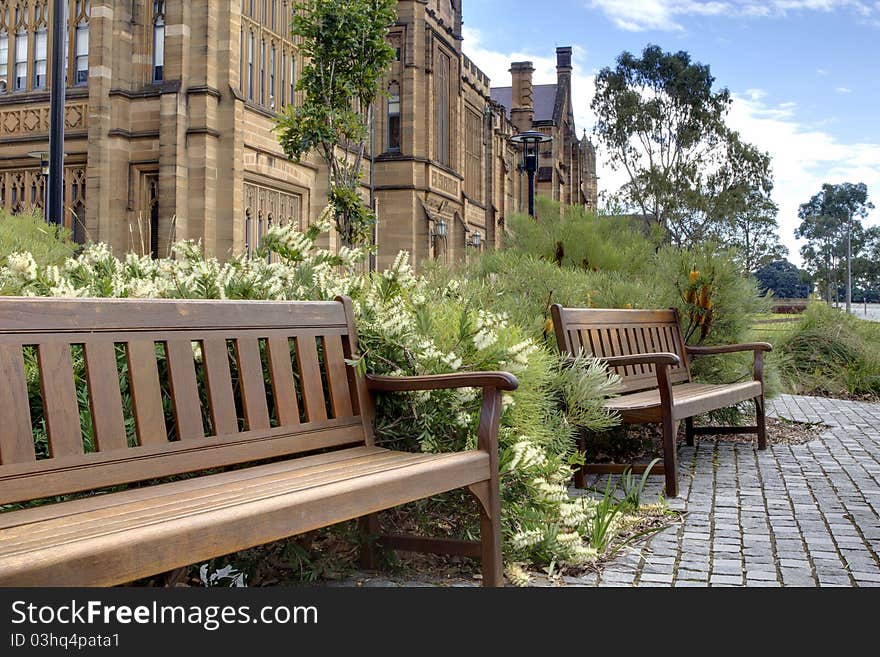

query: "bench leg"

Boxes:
[662, 415, 679, 498]
[756, 396, 767, 451]
[574, 434, 586, 489]
[685, 417, 695, 447]
[469, 480, 503, 587]
[358, 514, 381, 570]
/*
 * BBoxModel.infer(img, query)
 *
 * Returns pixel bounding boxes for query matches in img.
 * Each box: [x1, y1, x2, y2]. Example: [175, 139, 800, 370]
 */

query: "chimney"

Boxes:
[556, 46, 573, 83]
[510, 61, 535, 134]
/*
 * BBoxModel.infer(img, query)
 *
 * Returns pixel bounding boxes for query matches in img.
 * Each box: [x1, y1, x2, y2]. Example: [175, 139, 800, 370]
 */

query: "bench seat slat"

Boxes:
[607, 381, 763, 423]
[0, 448, 490, 587]
[0, 345, 35, 465]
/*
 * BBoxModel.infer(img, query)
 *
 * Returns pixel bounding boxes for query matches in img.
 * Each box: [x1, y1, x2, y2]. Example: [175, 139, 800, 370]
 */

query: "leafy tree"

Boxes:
[276, 0, 397, 247]
[592, 45, 774, 245]
[796, 183, 874, 305]
[754, 260, 812, 299]
[714, 189, 787, 273]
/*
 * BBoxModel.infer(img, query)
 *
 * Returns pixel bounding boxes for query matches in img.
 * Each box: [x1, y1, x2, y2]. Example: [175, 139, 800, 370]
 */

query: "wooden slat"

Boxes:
[0, 298, 348, 333]
[0, 345, 35, 465]
[0, 417, 365, 506]
[0, 450, 488, 587]
[323, 335, 354, 419]
[201, 338, 238, 437]
[83, 342, 128, 452]
[266, 336, 300, 426]
[295, 336, 328, 423]
[37, 343, 83, 458]
[126, 341, 167, 447]
[0, 328, 347, 346]
[235, 338, 271, 431]
[164, 340, 205, 440]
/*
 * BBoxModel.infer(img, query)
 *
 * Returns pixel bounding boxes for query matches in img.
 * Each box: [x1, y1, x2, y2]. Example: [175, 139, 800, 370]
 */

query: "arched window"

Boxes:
[74, 1, 90, 86]
[387, 82, 401, 152]
[247, 31, 254, 100]
[280, 51, 286, 106]
[0, 23, 8, 94]
[13, 20, 26, 92]
[260, 38, 266, 104]
[152, 1, 165, 82]
[269, 44, 275, 108]
[33, 26, 47, 89]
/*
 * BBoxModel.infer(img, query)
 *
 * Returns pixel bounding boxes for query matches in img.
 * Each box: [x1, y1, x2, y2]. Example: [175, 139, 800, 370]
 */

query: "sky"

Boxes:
[461, 0, 880, 265]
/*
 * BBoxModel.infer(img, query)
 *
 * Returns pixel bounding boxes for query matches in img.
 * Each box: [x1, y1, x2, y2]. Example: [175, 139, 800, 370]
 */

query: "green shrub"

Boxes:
[0, 209, 76, 288]
[776, 304, 880, 398]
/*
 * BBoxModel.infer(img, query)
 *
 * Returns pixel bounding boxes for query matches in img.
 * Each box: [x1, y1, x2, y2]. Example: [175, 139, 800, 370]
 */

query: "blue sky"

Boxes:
[461, 0, 880, 264]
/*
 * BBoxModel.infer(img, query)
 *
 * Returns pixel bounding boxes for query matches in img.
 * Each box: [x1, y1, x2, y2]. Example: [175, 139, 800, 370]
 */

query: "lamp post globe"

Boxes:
[511, 130, 552, 218]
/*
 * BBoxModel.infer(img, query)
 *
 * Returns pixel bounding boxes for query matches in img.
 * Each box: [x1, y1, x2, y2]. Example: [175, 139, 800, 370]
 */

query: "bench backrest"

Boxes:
[550, 306, 692, 394]
[0, 296, 369, 505]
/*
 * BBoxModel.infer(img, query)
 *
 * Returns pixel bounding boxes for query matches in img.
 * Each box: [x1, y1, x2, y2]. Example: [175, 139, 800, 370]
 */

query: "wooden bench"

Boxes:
[0, 296, 517, 587]
[550, 305, 772, 498]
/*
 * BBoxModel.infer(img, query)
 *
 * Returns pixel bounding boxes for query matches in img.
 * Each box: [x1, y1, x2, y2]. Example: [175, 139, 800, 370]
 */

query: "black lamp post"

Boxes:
[511, 130, 552, 218]
[48, 0, 67, 226]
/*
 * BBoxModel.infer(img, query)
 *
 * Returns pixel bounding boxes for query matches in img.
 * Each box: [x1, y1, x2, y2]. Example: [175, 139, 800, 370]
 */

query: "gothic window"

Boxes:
[260, 38, 265, 104]
[0, 22, 8, 93]
[74, 1, 89, 86]
[152, 1, 165, 82]
[464, 108, 482, 201]
[242, 2, 295, 112]
[387, 82, 401, 153]
[13, 22, 26, 92]
[280, 51, 286, 106]
[435, 51, 450, 167]
[248, 31, 254, 100]
[288, 55, 294, 106]
[33, 27, 47, 89]
[269, 44, 275, 108]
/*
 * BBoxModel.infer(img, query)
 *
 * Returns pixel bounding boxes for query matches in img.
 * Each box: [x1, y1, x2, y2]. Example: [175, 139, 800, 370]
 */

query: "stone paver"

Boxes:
[585, 394, 880, 588]
[333, 395, 880, 587]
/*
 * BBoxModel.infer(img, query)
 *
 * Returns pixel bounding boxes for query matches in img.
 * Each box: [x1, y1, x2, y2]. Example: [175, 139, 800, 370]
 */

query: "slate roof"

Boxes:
[490, 84, 558, 123]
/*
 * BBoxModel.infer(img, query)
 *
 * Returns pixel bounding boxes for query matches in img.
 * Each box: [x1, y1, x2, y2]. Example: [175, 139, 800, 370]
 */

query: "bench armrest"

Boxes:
[365, 372, 519, 393]
[686, 343, 773, 356]
[601, 353, 682, 368]
[366, 372, 517, 459]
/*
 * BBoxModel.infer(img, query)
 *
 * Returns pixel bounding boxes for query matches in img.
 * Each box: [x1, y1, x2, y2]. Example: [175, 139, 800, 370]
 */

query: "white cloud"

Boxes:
[835, 86, 853, 93]
[588, 0, 879, 31]
[728, 92, 880, 263]
[816, 68, 830, 75]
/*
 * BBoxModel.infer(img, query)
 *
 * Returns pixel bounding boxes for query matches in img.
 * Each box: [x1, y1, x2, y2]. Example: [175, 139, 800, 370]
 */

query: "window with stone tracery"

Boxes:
[0, 0, 90, 94]
[0, 165, 86, 236]
[240, 0, 296, 111]
[243, 181, 302, 258]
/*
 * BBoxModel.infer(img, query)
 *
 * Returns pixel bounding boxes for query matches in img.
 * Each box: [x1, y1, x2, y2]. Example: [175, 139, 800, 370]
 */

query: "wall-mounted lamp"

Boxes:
[430, 217, 448, 251]
[468, 230, 483, 249]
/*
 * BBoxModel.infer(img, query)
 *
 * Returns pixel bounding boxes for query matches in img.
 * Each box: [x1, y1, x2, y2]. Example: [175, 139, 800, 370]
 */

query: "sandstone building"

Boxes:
[0, 0, 598, 269]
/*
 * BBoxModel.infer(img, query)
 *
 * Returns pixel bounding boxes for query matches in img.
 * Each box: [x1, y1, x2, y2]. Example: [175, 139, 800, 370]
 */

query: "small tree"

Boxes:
[715, 189, 787, 274]
[276, 0, 397, 247]
[592, 45, 773, 245]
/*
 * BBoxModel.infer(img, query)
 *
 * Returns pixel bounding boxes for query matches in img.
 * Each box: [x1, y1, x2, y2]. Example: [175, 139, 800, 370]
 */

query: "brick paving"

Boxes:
[580, 394, 880, 588]
[335, 394, 880, 587]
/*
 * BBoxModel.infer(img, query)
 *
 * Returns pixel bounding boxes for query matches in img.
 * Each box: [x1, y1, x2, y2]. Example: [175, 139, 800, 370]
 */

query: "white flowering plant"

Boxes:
[0, 219, 650, 584]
